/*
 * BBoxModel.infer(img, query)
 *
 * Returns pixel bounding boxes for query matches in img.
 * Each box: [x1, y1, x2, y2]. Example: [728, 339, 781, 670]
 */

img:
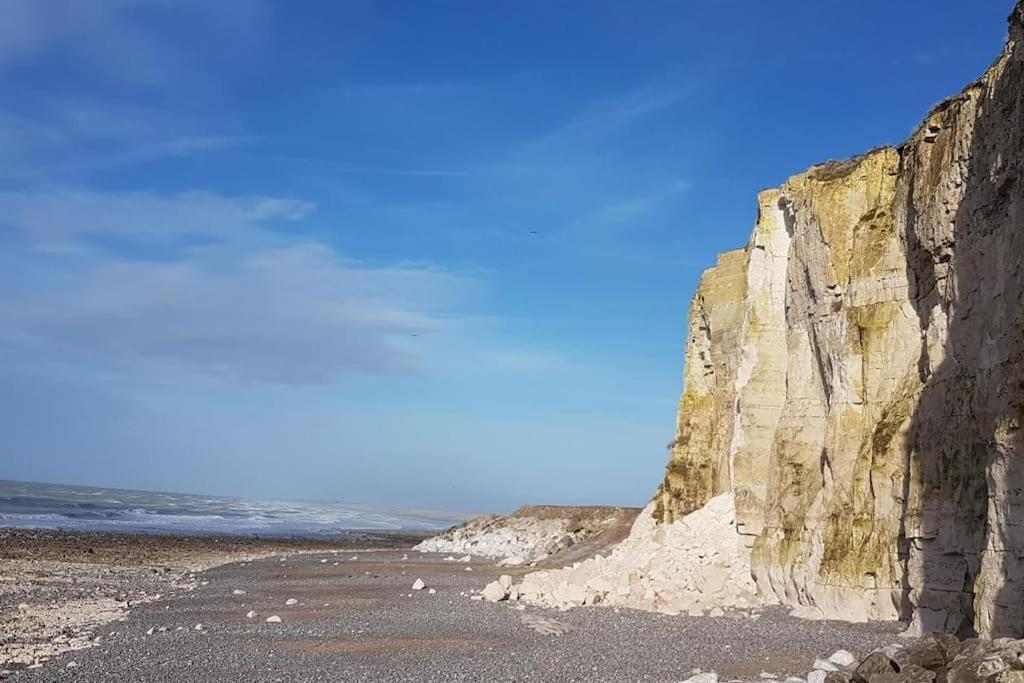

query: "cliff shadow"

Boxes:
[902, 11, 1024, 638]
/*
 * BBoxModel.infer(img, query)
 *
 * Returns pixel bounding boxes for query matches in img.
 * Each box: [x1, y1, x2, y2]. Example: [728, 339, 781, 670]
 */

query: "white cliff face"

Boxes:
[729, 190, 792, 541]
[517, 3, 1024, 638]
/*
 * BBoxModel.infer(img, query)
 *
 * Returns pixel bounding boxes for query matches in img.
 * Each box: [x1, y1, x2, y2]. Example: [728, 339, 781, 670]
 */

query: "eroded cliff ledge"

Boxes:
[654, 2, 1024, 638]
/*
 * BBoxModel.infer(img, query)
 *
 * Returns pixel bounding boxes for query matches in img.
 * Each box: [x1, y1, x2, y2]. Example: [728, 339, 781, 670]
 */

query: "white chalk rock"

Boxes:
[807, 671, 827, 683]
[246, 610, 257, 619]
[585, 576, 615, 595]
[684, 673, 718, 683]
[285, 598, 298, 605]
[412, 579, 426, 590]
[482, 581, 509, 602]
[265, 615, 282, 623]
[828, 650, 856, 667]
[812, 659, 838, 672]
[553, 582, 587, 606]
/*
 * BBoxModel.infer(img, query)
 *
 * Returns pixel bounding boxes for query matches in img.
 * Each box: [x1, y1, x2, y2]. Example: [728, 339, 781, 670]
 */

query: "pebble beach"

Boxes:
[1, 529, 906, 682]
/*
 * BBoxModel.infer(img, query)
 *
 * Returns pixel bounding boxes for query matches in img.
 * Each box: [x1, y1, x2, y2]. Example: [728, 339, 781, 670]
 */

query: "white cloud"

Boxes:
[0, 1, 265, 180]
[0, 189, 474, 385]
[0, 0, 270, 83]
[0, 189, 314, 248]
[0, 96, 248, 181]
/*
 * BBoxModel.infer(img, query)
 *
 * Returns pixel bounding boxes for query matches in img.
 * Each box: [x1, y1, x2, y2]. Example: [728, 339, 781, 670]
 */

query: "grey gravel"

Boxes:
[8, 550, 906, 682]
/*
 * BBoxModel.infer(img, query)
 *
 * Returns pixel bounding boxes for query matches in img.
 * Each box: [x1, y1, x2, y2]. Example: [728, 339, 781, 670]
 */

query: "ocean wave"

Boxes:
[0, 480, 470, 538]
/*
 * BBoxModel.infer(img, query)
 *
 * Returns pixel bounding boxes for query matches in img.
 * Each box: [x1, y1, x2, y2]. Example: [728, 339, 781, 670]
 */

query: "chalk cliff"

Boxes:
[515, 3, 1024, 638]
[654, 1, 1024, 638]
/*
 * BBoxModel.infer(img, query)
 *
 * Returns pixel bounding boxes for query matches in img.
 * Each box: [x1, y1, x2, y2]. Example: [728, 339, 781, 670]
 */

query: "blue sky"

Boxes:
[0, 1, 1012, 513]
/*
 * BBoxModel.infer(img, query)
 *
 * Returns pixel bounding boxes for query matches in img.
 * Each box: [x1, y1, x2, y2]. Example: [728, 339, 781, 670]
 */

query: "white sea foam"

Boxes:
[0, 480, 470, 537]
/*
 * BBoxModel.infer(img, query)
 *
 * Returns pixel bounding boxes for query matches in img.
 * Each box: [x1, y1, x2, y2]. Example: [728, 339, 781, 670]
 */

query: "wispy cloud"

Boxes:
[0, 189, 313, 250]
[896, 47, 952, 67]
[0, 189, 475, 385]
[474, 87, 693, 244]
[0, 97, 248, 181]
[328, 166, 470, 177]
[573, 179, 691, 235]
[0, 2, 263, 180]
[1, 244, 468, 385]
[524, 87, 687, 154]
[0, 0, 271, 84]
[244, 153, 472, 178]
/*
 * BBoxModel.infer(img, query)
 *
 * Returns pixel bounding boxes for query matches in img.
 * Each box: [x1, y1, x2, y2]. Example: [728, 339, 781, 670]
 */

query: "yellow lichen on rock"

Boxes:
[655, 248, 747, 521]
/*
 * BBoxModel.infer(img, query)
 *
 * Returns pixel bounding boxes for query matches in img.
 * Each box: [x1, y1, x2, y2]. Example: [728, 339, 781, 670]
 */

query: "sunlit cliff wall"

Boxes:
[654, 1, 1024, 638]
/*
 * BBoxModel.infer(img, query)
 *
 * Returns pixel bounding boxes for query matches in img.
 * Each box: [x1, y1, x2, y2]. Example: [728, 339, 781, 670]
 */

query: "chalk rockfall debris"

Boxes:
[516, 494, 758, 614]
[415, 506, 638, 562]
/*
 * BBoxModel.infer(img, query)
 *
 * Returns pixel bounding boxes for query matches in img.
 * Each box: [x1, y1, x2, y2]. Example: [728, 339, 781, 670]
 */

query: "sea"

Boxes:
[0, 479, 470, 538]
